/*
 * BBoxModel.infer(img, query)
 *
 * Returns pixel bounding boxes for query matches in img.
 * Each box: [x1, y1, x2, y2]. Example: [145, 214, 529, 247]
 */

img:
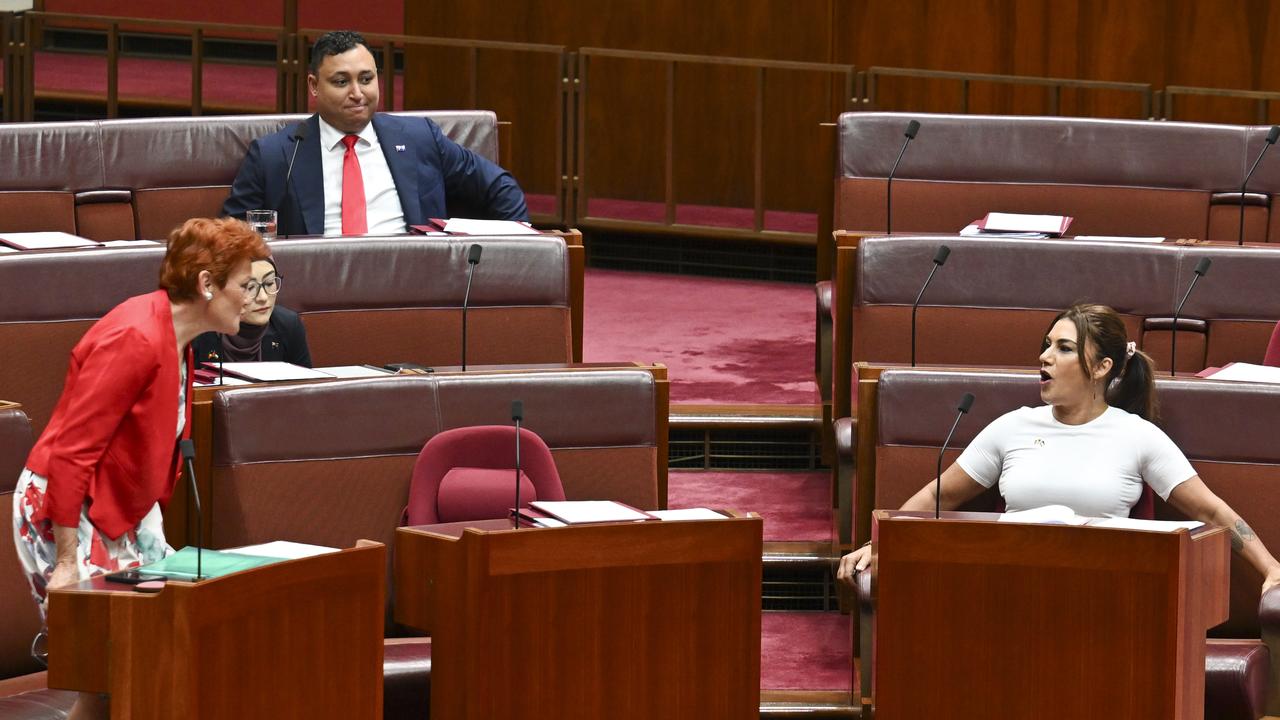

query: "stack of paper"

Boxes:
[0, 232, 102, 250]
[1200, 363, 1280, 384]
[530, 500, 654, 524]
[960, 212, 1073, 239]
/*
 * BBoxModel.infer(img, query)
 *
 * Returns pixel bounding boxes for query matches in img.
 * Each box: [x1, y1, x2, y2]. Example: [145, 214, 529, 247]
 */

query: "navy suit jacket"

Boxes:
[222, 113, 528, 236]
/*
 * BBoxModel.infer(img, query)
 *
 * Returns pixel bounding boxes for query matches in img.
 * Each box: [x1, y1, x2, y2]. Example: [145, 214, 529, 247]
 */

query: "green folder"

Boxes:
[140, 547, 285, 580]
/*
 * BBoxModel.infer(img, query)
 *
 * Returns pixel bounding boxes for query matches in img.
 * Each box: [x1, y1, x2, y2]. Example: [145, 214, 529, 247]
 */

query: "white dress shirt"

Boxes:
[317, 117, 407, 236]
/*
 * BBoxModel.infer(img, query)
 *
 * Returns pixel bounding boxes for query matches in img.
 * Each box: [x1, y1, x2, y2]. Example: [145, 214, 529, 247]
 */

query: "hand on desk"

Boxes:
[835, 544, 871, 586]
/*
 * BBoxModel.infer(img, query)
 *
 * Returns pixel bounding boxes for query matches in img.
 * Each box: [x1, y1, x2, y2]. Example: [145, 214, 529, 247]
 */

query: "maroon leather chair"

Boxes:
[0, 404, 75, 716]
[1265, 322, 1280, 367]
[405, 425, 565, 526]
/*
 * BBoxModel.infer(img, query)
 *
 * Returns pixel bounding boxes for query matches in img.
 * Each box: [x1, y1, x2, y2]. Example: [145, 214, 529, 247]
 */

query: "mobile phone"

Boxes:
[105, 569, 166, 585]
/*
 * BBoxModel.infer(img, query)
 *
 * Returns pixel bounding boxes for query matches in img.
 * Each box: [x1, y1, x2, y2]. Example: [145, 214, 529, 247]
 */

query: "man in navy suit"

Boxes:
[222, 30, 528, 236]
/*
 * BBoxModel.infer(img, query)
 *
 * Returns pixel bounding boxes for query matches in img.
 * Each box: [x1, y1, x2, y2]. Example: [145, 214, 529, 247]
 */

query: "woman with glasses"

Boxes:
[191, 256, 312, 368]
[11, 218, 267, 720]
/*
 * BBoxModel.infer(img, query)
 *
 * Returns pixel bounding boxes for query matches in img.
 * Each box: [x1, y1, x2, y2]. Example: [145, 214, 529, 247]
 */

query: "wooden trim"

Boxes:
[852, 363, 885, 550]
[655, 365, 670, 510]
[816, 122, 838, 281]
[497, 120, 513, 171]
[831, 230, 861, 421]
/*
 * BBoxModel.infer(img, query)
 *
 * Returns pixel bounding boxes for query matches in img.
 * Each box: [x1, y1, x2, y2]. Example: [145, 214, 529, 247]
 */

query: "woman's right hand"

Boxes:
[47, 560, 80, 594]
[836, 544, 872, 586]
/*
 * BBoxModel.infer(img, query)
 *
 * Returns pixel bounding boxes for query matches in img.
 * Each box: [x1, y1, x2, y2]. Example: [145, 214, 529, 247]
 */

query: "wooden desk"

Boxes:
[46, 543, 385, 719]
[869, 511, 1230, 719]
[395, 516, 762, 719]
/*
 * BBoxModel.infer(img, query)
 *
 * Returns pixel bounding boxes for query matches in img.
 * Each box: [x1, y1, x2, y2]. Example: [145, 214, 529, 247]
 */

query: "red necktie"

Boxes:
[340, 134, 368, 235]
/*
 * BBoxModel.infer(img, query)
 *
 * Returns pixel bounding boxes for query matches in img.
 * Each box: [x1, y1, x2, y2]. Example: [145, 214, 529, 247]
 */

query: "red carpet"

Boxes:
[583, 268, 818, 405]
[761, 611, 853, 691]
[669, 471, 830, 542]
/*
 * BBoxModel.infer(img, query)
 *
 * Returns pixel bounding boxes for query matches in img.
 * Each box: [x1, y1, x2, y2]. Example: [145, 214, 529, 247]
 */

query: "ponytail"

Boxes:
[1107, 348, 1159, 422]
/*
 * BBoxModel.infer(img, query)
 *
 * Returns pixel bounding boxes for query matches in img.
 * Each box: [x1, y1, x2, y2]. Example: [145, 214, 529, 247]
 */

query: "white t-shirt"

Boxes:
[955, 405, 1197, 518]
[318, 117, 407, 236]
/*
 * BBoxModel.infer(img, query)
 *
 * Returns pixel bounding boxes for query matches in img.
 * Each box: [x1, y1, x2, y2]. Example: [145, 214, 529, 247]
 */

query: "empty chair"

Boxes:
[404, 426, 565, 526]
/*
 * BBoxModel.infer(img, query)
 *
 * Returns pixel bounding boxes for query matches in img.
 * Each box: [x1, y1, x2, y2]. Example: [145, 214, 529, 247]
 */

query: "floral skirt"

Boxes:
[11, 468, 172, 622]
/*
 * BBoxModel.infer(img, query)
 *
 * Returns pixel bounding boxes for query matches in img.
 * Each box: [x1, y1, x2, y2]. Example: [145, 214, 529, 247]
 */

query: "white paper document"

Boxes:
[959, 223, 1048, 239]
[222, 541, 339, 559]
[192, 375, 252, 387]
[1073, 235, 1165, 243]
[443, 218, 539, 235]
[649, 508, 729, 521]
[1202, 362, 1280, 384]
[1089, 518, 1204, 533]
[997, 505, 1090, 525]
[530, 500, 652, 524]
[315, 365, 395, 379]
[982, 212, 1070, 234]
[213, 361, 334, 382]
[0, 231, 101, 250]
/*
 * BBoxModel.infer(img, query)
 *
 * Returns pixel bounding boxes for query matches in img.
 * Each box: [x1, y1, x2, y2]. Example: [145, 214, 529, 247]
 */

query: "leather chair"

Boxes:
[404, 425, 565, 526]
[0, 404, 75, 715]
[1265, 321, 1280, 367]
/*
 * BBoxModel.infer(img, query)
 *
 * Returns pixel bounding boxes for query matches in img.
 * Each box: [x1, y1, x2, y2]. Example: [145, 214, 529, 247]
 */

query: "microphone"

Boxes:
[179, 439, 203, 581]
[1238, 125, 1279, 245]
[282, 124, 309, 236]
[886, 119, 921, 236]
[1170, 257, 1211, 377]
[910, 244, 951, 367]
[935, 392, 975, 520]
[460, 243, 483, 371]
[511, 400, 524, 528]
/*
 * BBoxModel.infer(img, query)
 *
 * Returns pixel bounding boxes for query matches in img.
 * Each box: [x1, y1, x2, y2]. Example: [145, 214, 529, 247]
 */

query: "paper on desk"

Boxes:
[959, 223, 1049, 239]
[100, 239, 164, 247]
[981, 212, 1071, 235]
[650, 508, 729, 521]
[443, 218, 539, 235]
[1200, 362, 1280, 384]
[1088, 517, 1203, 532]
[316, 365, 395, 379]
[1073, 235, 1165, 243]
[998, 504, 1090, 525]
[531, 500, 652, 524]
[0, 231, 101, 250]
[214, 361, 334, 382]
[223, 541, 339, 559]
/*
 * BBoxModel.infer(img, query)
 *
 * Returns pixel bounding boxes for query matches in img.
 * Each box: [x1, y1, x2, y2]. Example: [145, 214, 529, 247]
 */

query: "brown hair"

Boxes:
[159, 218, 269, 302]
[1047, 303, 1159, 421]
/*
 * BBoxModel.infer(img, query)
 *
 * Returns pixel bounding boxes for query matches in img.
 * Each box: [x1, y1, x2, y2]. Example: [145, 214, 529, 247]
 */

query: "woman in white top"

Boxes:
[837, 303, 1280, 593]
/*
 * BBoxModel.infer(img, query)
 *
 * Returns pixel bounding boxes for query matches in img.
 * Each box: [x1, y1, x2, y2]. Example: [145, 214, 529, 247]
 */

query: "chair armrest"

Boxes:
[1260, 586, 1280, 716]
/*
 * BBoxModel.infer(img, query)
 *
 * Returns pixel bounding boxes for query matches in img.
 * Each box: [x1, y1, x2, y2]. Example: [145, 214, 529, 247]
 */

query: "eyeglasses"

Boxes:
[242, 276, 284, 299]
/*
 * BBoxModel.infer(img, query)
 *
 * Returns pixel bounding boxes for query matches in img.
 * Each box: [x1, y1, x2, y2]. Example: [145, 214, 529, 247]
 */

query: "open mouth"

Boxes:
[1039, 370, 1052, 383]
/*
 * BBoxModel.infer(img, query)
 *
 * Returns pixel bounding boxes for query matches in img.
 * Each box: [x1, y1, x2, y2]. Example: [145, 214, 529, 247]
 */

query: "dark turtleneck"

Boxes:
[219, 321, 270, 363]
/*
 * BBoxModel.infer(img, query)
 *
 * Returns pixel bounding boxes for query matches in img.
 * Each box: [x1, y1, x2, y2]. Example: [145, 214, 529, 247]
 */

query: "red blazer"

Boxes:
[26, 290, 194, 540]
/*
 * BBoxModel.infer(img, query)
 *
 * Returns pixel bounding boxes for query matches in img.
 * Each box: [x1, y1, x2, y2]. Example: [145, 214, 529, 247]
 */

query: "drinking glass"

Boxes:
[246, 210, 278, 241]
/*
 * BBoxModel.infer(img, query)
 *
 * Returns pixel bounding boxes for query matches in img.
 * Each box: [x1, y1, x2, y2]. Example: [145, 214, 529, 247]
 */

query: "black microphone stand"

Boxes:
[511, 400, 524, 527]
[461, 244, 483, 371]
[1238, 126, 1280, 246]
[936, 393, 974, 519]
[179, 439, 203, 580]
[886, 119, 920, 236]
[1170, 258, 1211, 378]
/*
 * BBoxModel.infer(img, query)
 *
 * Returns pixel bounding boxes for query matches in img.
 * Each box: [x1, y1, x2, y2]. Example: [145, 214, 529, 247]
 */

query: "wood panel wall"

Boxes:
[404, 0, 1280, 223]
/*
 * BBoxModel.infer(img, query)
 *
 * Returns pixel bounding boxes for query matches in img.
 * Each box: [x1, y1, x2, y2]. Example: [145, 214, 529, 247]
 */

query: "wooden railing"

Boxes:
[1161, 85, 1280, 124]
[861, 66, 1155, 119]
[575, 47, 857, 244]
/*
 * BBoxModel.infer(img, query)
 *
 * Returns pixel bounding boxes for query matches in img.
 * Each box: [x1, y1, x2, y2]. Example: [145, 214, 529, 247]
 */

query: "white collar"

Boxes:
[318, 116, 378, 151]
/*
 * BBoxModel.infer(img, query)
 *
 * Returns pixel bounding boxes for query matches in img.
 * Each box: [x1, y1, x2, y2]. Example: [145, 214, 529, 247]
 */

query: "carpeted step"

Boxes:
[583, 268, 817, 406]
[669, 470, 830, 542]
[762, 611, 853, 692]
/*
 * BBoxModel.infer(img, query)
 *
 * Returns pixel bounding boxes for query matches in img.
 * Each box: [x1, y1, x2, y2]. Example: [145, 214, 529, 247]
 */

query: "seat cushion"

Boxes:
[384, 637, 432, 720]
[1205, 639, 1268, 720]
[0, 671, 75, 719]
[437, 467, 537, 523]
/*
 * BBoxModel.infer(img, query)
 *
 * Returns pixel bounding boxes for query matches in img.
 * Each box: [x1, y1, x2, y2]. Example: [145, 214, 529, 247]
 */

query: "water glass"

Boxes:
[246, 209, 278, 241]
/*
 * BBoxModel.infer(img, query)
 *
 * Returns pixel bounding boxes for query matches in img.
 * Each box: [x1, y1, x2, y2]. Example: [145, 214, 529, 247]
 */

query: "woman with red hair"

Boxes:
[11, 217, 267, 720]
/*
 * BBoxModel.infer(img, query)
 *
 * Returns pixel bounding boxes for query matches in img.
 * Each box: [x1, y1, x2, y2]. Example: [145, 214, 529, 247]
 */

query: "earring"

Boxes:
[203, 291, 214, 301]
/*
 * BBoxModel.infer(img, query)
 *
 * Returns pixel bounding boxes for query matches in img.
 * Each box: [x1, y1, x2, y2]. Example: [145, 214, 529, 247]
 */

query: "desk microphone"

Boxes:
[936, 392, 974, 519]
[460, 243, 483, 371]
[511, 400, 524, 528]
[1170, 257, 1211, 377]
[910, 245, 951, 367]
[886, 119, 921, 235]
[178, 439, 204, 580]
[280, 124, 309, 236]
[1239, 125, 1280, 246]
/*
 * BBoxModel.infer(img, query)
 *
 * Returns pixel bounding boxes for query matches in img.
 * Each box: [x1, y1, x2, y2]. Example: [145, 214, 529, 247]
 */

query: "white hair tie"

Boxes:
[1125, 341, 1137, 358]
